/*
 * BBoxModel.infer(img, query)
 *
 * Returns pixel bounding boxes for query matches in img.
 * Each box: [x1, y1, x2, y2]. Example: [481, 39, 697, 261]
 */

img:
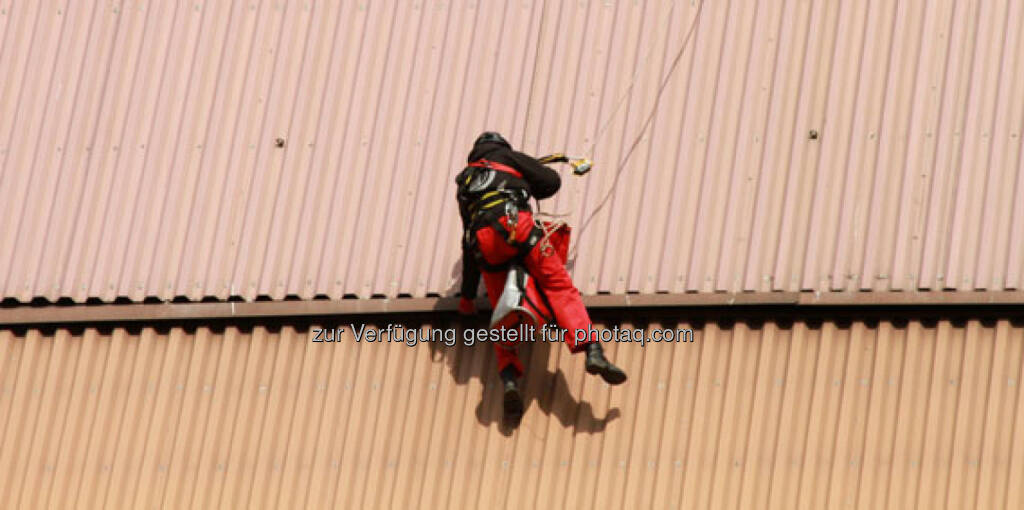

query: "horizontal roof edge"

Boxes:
[2, 291, 1023, 326]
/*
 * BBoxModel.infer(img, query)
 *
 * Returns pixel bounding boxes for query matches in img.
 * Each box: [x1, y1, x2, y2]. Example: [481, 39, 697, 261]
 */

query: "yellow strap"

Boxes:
[538, 153, 566, 164]
[477, 198, 505, 210]
[471, 198, 507, 219]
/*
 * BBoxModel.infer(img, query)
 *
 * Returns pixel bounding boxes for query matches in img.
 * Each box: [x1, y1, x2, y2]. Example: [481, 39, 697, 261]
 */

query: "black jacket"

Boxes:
[457, 142, 561, 299]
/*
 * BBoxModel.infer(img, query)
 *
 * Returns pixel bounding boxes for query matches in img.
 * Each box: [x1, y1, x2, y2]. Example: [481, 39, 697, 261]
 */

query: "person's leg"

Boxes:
[475, 226, 525, 377]
[521, 229, 627, 384]
[479, 269, 524, 376]
[521, 245, 595, 353]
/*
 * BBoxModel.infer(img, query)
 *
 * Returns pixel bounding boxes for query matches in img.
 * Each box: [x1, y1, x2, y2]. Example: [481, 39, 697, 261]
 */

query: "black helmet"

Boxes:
[474, 131, 510, 149]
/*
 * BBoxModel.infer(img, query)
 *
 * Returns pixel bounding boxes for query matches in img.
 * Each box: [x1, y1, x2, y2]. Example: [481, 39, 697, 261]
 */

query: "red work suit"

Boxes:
[474, 210, 596, 376]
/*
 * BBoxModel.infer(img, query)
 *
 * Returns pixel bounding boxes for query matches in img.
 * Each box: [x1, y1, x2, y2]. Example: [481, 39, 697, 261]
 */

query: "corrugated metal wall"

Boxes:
[2, 317, 1023, 509]
[2, 0, 1024, 303]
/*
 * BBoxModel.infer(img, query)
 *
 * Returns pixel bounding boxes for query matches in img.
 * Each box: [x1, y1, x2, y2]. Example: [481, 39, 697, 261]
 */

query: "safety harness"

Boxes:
[457, 159, 545, 273]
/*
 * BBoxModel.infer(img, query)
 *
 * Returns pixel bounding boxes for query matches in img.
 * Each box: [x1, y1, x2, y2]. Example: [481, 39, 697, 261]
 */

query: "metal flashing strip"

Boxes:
[2, 291, 1022, 326]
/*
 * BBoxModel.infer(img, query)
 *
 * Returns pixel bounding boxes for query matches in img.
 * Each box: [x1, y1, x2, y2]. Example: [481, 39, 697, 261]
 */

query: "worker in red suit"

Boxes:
[455, 132, 627, 420]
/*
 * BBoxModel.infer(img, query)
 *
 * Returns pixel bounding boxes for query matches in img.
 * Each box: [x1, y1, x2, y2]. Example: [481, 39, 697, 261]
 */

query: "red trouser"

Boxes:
[475, 211, 596, 376]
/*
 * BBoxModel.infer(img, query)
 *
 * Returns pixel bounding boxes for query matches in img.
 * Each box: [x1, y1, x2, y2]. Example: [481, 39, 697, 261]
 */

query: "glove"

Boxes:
[458, 297, 477, 316]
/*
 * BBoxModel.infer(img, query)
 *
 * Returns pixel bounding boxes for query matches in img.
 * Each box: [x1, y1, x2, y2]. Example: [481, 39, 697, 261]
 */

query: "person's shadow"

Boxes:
[433, 259, 620, 436]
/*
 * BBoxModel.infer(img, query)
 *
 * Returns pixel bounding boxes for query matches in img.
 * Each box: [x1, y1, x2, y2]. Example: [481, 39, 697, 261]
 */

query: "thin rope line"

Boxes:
[534, 0, 705, 260]
[584, 0, 680, 157]
[565, 0, 705, 261]
[536, 0, 692, 222]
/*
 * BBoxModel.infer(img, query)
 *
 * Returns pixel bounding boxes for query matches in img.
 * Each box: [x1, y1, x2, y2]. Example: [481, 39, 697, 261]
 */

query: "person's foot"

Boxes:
[500, 367, 524, 420]
[584, 342, 627, 385]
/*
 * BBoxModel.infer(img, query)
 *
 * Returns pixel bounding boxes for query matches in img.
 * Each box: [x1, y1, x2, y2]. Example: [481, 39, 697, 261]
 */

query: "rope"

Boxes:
[535, 215, 564, 257]
[584, 0, 681, 158]
[536, 0, 706, 261]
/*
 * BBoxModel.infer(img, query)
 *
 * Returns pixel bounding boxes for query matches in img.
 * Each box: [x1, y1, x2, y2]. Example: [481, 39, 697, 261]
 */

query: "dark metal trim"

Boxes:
[1, 291, 1022, 326]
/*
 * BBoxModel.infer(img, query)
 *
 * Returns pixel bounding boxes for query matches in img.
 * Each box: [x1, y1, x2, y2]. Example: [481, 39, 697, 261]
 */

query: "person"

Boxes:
[454, 131, 627, 420]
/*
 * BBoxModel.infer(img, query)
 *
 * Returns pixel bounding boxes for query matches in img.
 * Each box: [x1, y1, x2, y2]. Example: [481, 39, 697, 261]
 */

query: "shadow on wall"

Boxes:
[432, 270, 621, 437]
[445, 258, 464, 297]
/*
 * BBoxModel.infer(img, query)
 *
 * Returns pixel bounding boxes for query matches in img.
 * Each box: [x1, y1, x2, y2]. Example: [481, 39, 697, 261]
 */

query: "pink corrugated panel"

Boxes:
[1, 0, 1023, 303]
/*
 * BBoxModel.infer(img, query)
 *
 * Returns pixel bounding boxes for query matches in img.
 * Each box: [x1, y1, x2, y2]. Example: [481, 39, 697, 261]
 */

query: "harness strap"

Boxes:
[460, 158, 539, 271]
[468, 191, 509, 218]
[522, 286, 555, 326]
[468, 158, 523, 178]
[471, 223, 544, 273]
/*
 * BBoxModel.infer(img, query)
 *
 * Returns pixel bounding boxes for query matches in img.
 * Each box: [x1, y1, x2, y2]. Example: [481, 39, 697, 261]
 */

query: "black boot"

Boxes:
[584, 342, 627, 385]
[500, 366, 524, 419]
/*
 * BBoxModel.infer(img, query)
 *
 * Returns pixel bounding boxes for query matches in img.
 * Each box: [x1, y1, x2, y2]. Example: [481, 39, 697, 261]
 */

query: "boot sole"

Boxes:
[586, 364, 628, 385]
